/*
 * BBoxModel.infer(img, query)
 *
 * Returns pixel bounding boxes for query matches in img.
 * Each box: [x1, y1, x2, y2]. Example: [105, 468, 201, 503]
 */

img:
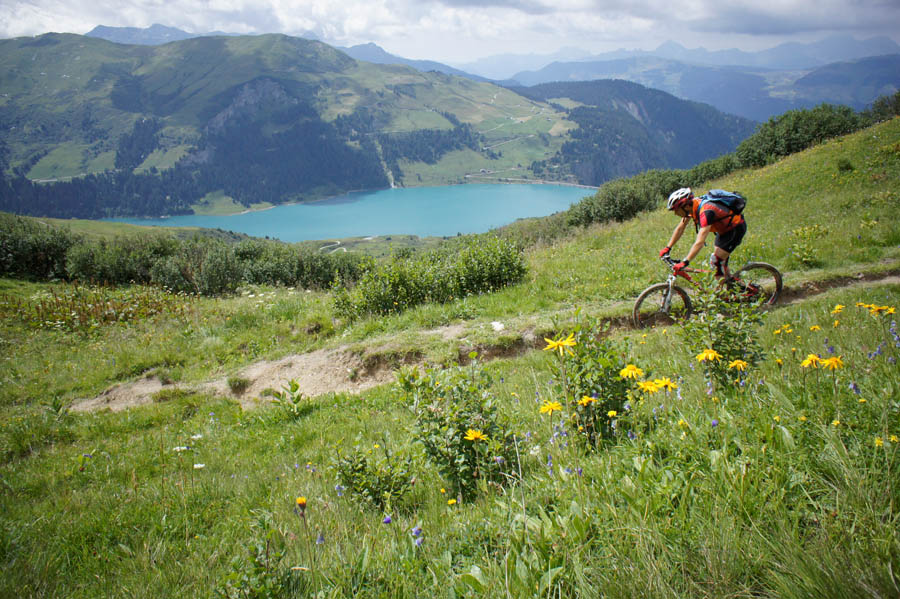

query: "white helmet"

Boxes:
[667, 187, 693, 211]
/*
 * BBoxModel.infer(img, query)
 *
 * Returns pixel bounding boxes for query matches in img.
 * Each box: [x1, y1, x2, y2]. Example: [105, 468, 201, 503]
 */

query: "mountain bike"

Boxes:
[632, 256, 782, 328]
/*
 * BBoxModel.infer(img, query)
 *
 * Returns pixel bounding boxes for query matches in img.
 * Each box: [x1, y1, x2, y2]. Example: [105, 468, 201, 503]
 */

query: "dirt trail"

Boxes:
[71, 271, 900, 414]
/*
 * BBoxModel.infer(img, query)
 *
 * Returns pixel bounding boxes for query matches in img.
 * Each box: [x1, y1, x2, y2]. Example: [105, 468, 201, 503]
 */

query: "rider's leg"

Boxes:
[710, 248, 731, 280]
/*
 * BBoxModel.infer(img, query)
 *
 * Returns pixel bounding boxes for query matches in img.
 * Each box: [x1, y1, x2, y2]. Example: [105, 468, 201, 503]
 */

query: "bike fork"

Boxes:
[661, 275, 676, 312]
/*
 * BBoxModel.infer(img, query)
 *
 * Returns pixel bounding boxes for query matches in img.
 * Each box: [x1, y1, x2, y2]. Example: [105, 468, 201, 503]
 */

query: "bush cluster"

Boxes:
[333, 235, 526, 319]
[0, 214, 370, 296]
[0, 213, 79, 280]
[566, 93, 900, 229]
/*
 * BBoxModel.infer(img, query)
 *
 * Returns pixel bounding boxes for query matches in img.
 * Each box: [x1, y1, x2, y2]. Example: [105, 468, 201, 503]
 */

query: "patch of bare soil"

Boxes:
[72, 347, 398, 413]
[71, 376, 168, 413]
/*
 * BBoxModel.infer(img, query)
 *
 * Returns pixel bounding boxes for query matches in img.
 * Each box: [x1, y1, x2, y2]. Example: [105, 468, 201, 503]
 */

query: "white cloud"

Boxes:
[1, 0, 898, 63]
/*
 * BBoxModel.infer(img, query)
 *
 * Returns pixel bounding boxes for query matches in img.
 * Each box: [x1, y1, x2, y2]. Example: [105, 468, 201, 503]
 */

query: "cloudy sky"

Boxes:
[1, 0, 899, 64]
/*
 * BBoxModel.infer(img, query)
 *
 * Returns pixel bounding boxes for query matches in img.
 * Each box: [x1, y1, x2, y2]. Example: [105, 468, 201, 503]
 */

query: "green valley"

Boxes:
[0, 32, 755, 218]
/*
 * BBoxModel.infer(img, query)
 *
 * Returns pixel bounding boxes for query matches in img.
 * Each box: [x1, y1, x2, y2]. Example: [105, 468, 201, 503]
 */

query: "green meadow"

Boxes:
[1, 118, 899, 598]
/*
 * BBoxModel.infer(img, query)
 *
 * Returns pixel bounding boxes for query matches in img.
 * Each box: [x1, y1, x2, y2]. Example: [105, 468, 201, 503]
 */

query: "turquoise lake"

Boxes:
[107, 184, 593, 242]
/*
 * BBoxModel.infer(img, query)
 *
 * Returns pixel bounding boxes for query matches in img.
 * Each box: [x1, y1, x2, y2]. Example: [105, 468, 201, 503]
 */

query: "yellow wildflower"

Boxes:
[891, 435, 899, 443]
[832, 419, 840, 427]
[775, 358, 784, 366]
[296, 496, 307, 511]
[543, 333, 576, 356]
[619, 364, 644, 379]
[607, 410, 617, 418]
[539, 400, 563, 415]
[773, 415, 781, 422]
[463, 429, 487, 442]
[578, 396, 597, 406]
[809, 325, 821, 331]
[799, 416, 807, 422]
[875, 437, 884, 447]
[821, 356, 844, 370]
[858, 398, 867, 404]
[447, 498, 457, 505]
[831, 304, 845, 315]
[637, 380, 661, 394]
[654, 377, 678, 392]
[696, 349, 723, 363]
[728, 359, 749, 371]
[834, 320, 840, 328]
[678, 419, 688, 428]
[801, 354, 821, 368]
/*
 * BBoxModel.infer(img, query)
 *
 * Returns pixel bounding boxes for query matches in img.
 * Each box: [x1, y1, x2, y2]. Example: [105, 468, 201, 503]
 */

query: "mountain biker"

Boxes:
[659, 187, 746, 280]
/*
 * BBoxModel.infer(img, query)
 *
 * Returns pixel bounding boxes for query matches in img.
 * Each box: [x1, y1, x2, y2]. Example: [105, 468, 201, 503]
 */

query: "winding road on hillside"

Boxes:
[71, 269, 900, 414]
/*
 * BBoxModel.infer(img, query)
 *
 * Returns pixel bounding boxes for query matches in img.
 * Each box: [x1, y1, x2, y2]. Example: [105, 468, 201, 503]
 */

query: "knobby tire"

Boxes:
[633, 283, 692, 328]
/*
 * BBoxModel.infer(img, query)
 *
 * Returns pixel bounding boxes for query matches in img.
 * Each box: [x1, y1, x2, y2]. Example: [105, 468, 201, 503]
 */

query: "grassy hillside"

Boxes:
[1, 119, 899, 598]
[0, 33, 568, 185]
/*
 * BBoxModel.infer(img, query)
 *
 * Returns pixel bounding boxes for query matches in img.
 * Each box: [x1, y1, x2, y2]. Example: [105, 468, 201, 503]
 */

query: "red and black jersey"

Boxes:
[691, 196, 744, 234]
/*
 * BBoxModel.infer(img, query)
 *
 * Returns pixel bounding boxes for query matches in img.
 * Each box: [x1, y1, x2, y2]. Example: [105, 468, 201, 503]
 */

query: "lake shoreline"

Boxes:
[209, 180, 597, 217]
[109, 183, 592, 242]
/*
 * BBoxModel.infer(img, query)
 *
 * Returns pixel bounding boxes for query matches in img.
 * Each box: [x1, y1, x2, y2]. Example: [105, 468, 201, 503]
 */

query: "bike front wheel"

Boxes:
[732, 262, 782, 306]
[633, 283, 693, 328]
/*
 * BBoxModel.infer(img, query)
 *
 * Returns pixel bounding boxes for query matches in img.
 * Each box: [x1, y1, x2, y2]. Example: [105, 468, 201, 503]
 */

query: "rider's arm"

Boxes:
[683, 226, 712, 262]
[665, 216, 691, 249]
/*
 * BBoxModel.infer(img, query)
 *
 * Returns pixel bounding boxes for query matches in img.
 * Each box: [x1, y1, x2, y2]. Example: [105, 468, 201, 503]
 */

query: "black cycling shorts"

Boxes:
[714, 221, 746, 253]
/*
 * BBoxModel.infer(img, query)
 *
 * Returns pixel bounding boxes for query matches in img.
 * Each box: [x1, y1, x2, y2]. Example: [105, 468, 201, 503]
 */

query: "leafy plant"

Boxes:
[227, 376, 251, 395]
[545, 311, 632, 445]
[789, 224, 829, 268]
[678, 274, 766, 389]
[333, 436, 416, 510]
[269, 380, 311, 420]
[398, 356, 518, 500]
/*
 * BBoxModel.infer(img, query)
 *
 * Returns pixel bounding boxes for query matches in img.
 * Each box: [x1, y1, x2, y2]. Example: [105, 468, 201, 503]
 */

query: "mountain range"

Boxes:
[82, 26, 900, 122]
[0, 32, 755, 219]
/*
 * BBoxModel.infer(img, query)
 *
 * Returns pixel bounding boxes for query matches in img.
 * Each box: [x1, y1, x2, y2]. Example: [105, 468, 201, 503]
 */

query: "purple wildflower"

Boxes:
[316, 533, 325, 545]
[382, 515, 392, 524]
[711, 419, 719, 428]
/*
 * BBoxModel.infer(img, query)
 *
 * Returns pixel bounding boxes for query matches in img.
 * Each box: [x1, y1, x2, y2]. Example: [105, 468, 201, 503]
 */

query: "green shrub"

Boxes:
[199, 244, 241, 295]
[268, 380, 312, 420]
[150, 254, 197, 294]
[0, 213, 80, 280]
[398, 356, 519, 500]
[333, 236, 526, 319]
[567, 178, 651, 226]
[789, 224, 829, 268]
[333, 436, 416, 510]
[227, 376, 251, 395]
[735, 104, 862, 168]
[678, 275, 766, 389]
[544, 312, 632, 446]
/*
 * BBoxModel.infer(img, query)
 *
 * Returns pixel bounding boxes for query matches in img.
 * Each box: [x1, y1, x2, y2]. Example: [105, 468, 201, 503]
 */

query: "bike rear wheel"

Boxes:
[732, 262, 782, 306]
[633, 283, 693, 328]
